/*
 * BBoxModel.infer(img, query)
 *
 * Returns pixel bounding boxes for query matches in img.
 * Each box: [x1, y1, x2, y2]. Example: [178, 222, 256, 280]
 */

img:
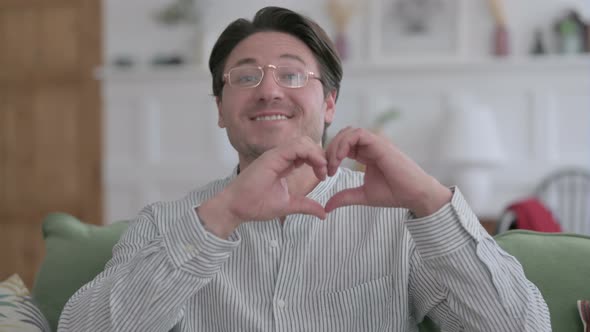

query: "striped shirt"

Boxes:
[59, 167, 550, 331]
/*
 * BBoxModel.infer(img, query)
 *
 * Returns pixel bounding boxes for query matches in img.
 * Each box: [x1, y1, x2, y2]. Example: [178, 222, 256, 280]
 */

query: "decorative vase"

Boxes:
[493, 24, 510, 56]
[335, 31, 348, 60]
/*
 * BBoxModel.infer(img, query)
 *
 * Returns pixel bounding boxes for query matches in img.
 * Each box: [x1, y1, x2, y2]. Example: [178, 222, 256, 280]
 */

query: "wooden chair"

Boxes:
[497, 168, 590, 235]
[534, 168, 590, 234]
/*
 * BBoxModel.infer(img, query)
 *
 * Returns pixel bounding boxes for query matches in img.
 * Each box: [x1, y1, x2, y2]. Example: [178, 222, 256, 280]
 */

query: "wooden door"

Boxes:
[0, 0, 102, 288]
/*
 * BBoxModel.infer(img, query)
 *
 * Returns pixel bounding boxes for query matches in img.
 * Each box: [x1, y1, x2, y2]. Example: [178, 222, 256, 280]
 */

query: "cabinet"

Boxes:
[98, 56, 590, 223]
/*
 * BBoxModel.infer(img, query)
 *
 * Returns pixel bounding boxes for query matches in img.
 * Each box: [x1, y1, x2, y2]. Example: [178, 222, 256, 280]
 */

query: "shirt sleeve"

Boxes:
[58, 203, 240, 332]
[404, 187, 551, 331]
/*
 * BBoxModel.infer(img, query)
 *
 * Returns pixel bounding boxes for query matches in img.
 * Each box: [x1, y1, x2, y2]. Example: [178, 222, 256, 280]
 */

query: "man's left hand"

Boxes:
[325, 127, 452, 218]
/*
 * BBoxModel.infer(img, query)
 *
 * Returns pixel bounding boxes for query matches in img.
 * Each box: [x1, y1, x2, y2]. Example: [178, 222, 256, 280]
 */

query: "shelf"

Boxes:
[95, 65, 209, 82]
[342, 54, 590, 75]
[96, 54, 590, 81]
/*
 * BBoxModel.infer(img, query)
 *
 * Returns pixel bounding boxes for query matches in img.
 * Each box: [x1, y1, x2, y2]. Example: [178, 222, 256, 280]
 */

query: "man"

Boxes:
[60, 7, 550, 331]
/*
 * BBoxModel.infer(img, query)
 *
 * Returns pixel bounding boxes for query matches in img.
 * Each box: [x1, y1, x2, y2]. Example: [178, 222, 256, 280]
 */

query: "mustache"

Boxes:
[247, 100, 299, 115]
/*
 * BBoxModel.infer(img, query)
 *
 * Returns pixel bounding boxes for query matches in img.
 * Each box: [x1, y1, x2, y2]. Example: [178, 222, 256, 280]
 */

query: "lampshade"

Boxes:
[438, 99, 506, 167]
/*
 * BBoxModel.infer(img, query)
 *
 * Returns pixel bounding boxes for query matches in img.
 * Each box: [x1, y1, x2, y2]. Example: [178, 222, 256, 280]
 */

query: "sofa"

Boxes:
[419, 230, 590, 331]
[2, 213, 589, 331]
[0, 213, 129, 332]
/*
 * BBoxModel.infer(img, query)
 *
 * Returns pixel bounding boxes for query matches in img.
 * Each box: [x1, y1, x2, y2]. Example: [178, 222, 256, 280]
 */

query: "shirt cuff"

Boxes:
[163, 205, 240, 277]
[404, 186, 483, 260]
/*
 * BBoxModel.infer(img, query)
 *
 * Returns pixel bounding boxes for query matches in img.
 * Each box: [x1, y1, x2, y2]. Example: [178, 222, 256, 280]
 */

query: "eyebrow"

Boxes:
[230, 54, 307, 68]
[279, 54, 306, 65]
[232, 58, 257, 67]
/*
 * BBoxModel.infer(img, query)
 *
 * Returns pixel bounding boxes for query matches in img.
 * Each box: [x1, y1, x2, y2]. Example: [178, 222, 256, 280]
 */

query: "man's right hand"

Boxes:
[196, 137, 328, 239]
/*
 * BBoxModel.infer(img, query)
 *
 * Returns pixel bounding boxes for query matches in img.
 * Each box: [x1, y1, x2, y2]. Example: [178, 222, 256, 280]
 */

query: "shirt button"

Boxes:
[276, 299, 286, 308]
[184, 244, 196, 253]
[269, 240, 279, 248]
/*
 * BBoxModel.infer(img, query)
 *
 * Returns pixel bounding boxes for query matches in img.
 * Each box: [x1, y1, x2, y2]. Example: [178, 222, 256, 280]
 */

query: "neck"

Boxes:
[285, 164, 322, 197]
[239, 155, 324, 225]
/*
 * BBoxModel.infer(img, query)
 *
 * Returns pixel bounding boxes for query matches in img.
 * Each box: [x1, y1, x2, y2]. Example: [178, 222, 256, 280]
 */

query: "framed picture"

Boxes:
[369, 0, 466, 61]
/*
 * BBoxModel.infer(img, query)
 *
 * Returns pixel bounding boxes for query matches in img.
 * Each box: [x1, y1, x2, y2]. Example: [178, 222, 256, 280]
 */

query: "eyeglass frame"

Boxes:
[222, 64, 322, 89]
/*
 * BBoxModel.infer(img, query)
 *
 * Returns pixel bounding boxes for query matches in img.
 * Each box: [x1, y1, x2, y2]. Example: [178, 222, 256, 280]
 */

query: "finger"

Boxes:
[309, 145, 328, 181]
[325, 127, 351, 155]
[337, 128, 388, 167]
[326, 127, 354, 176]
[327, 127, 361, 174]
[280, 151, 316, 176]
[336, 128, 364, 161]
[325, 139, 339, 177]
[273, 139, 327, 180]
[286, 195, 327, 220]
[297, 141, 328, 181]
[325, 187, 368, 213]
[333, 127, 356, 157]
[270, 143, 327, 178]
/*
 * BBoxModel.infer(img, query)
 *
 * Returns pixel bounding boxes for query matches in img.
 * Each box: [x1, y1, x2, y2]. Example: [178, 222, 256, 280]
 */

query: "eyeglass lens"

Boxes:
[229, 66, 308, 88]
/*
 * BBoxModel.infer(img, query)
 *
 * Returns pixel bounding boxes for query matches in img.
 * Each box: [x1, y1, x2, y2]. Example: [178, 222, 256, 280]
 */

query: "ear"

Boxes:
[216, 96, 226, 128]
[323, 90, 337, 125]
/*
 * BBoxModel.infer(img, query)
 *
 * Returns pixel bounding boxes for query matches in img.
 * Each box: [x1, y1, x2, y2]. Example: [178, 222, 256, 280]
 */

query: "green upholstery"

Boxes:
[31, 214, 590, 331]
[31, 213, 129, 331]
[494, 230, 590, 331]
[420, 230, 590, 331]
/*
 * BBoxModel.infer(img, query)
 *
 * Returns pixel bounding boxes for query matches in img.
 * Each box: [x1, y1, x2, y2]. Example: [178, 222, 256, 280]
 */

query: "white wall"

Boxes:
[101, 0, 590, 223]
[104, 0, 590, 65]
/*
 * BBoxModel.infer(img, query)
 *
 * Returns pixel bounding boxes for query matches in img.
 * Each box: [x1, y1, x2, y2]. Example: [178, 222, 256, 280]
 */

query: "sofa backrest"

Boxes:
[494, 230, 590, 331]
[34, 215, 590, 332]
[419, 230, 590, 331]
[32, 213, 129, 331]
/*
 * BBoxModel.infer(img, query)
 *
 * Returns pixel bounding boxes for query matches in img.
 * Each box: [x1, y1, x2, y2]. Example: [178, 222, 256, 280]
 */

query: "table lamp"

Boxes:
[438, 98, 506, 215]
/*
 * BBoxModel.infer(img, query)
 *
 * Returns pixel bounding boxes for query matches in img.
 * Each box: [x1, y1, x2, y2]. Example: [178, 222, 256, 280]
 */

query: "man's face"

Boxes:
[216, 31, 336, 165]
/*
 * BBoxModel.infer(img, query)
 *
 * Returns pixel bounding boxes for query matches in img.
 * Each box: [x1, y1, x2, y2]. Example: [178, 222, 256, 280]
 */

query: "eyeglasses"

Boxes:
[223, 64, 321, 89]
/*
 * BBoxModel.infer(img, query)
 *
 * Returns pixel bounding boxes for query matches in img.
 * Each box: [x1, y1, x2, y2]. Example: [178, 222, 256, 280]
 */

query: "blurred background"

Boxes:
[1, 0, 589, 286]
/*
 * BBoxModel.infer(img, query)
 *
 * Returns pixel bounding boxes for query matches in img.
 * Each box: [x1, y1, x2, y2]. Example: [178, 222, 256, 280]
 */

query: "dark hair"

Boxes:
[208, 6, 342, 102]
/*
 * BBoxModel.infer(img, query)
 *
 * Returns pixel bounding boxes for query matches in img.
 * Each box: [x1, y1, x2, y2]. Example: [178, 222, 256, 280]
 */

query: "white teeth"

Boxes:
[255, 115, 288, 121]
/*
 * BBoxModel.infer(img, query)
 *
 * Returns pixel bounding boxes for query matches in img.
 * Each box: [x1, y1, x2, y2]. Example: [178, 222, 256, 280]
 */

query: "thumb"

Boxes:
[325, 187, 368, 213]
[286, 195, 327, 220]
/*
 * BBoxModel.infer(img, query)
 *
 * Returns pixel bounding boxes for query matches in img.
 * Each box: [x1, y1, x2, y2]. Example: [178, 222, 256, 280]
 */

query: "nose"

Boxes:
[254, 68, 284, 101]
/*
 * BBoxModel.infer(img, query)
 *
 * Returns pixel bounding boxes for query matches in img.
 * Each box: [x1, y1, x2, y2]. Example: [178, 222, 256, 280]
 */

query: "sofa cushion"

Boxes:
[419, 230, 590, 332]
[0, 274, 51, 332]
[494, 230, 590, 332]
[31, 213, 129, 331]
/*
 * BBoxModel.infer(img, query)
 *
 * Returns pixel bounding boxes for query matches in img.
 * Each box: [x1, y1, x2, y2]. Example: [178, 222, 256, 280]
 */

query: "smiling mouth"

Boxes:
[253, 114, 290, 121]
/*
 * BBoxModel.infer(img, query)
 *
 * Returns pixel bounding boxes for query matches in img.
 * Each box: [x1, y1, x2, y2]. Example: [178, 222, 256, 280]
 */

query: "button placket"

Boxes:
[273, 215, 311, 331]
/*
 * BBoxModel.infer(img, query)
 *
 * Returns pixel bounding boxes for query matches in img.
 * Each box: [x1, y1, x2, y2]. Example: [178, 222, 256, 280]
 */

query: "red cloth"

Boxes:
[508, 198, 562, 232]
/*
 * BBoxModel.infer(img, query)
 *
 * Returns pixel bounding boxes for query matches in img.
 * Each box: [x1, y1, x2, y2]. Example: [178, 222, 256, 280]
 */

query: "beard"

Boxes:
[224, 100, 326, 165]
[227, 123, 324, 165]
[246, 99, 297, 118]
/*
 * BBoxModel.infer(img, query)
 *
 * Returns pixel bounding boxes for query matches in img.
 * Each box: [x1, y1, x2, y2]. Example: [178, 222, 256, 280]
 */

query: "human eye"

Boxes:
[277, 67, 306, 86]
[237, 75, 258, 84]
[231, 68, 261, 86]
